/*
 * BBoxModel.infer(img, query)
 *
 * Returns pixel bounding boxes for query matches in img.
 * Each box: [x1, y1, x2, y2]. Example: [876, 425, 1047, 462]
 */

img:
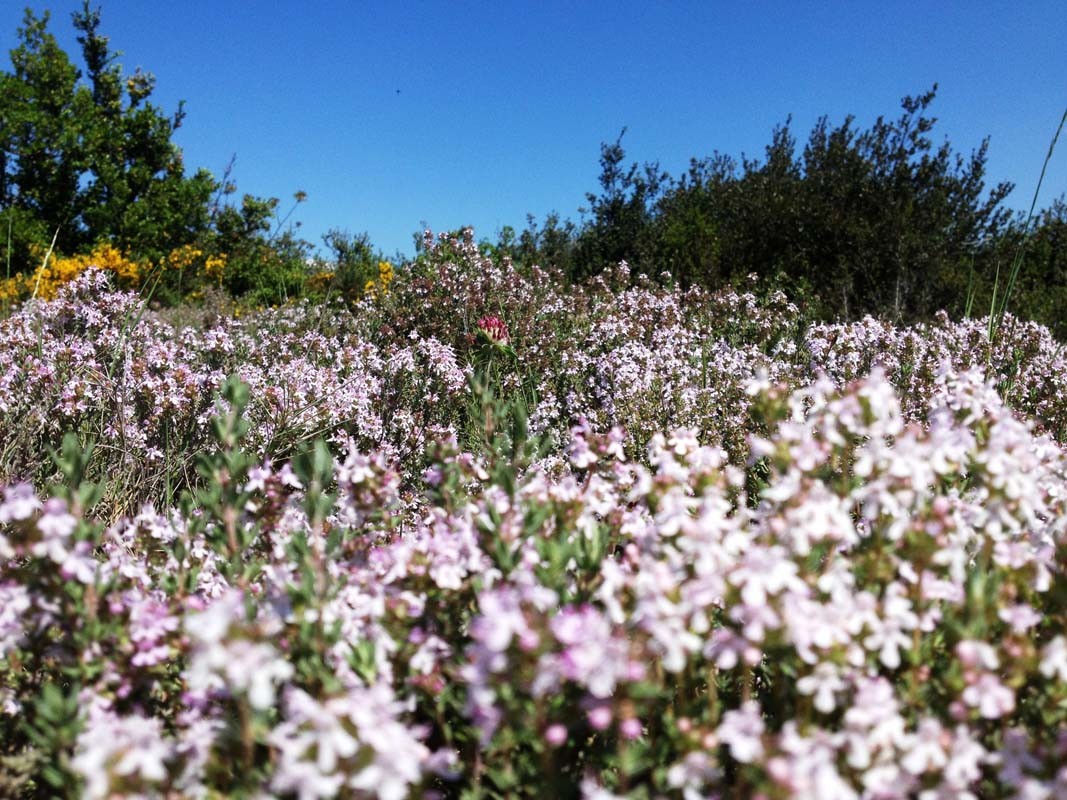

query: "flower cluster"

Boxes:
[0, 269, 471, 513]
[1, 228, 1067, 796]
[476, 314, 510, 345]
[0, 242, 144, 302]
[3, 364, 1066, 796]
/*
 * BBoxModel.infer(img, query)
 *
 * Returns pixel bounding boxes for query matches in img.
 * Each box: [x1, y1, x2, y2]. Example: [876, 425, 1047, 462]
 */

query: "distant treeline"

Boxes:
[2, 5, 1064, 333]
[489, 89, 1066, 336]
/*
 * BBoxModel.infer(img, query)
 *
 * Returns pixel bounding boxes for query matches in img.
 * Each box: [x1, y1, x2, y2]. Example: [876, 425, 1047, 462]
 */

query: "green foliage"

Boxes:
[0, 5, 328, 308]
[509, 213, 579, 273]
[318, 228, 383, 303]
[571, 128, 667, 281]
[49, 431, 103, 513]
[715, 87, 1014, 321]
[1018, 197, 1067, 333]
[20, 683, 83, 794]
[292, 438, 335, 530]
[987, 109, 1067, 344]
[190, 376, 261, 584]
[506, 87, 1025, 327]
[210, 192, 312, 305]
[969, 195, 1067, 341]
[0, 3, 216, 271]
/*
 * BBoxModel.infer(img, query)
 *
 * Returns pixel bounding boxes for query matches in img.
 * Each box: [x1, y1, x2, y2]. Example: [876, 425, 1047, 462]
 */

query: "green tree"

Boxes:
[977, 196, 1067, 339]
[503, 212, 579, 273]
[211, 192, 311, 305]
[0, 3, 216, 272]
[571, 129, 666, 281]
[647, 155, 727, 288]
[319, 227, 383, 304]
[659, 87, 1013, 319]
[510, 87, 1016, 323]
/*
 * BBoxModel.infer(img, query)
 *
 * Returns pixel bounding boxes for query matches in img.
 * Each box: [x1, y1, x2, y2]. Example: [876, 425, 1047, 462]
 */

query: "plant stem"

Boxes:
[991, 106, 1067, 344]
[31, 227, 60, 300]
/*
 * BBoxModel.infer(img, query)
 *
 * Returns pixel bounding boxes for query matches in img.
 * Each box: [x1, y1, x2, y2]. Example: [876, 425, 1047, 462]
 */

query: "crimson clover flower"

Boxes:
[476, 315, 510, 346]
[474, 315, 516, 362]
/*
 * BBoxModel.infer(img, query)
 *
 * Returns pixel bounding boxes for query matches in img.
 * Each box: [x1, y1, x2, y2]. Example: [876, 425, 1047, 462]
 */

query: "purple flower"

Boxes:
[0, 483, 40, 523]
[1040, 636, 1067, 682]
[545, 723, 568, 747]
[718, 701, 765, 764]
[586, 704, 612, 731]
[797, 662, 847, 714]
[961, 673, 1015, 719]
[619, 717, 643, 740]
[72, 702, 176, 799]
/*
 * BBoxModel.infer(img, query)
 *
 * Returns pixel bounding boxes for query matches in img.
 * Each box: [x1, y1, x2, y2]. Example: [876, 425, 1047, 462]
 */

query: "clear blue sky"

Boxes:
[4, 1, 1066, 258]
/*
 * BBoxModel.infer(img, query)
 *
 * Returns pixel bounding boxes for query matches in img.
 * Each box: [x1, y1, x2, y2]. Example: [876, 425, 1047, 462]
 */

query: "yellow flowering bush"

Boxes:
[306, 270, 336, 294]
[363, 260, 394, 300]
[0, 242, 237, 306]
[0, 243, 145, 302]
[0, 274, 30, 304]
[164, 245, 227, 285]
[0, 239, 380, 308]
[379, 259, 394, 288]
[163, 244, 202, 272]
[203, 253, 227, 285]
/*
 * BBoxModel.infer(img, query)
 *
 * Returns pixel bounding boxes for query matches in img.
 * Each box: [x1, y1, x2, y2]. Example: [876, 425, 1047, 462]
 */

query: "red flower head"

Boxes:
[476, 315, 510, 346]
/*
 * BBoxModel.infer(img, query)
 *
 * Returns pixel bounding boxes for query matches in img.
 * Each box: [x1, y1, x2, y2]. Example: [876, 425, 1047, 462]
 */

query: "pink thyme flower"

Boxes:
[619, 717, 643, 740]
[545, 723, 568, 747]
[586, 705, 612, 731]
[476, 315, 510, 346]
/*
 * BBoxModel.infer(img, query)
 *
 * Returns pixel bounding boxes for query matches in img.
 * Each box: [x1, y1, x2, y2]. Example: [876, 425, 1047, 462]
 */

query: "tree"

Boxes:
[508, 212, 579, 273]
[980, 196, 1067, 339]
[513, 86, 1016, 322]
[319, 227, 382, 304]
[647, 154, 731, 288]
[571, 129, 666, 280]
[211, 192, 311, 304]
[0, 8, 82, 267]
[0, 3, 217, 272]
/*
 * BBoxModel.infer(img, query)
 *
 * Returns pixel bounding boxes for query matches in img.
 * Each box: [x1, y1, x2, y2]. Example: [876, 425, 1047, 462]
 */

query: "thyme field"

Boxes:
[0, 230, 1065, 798]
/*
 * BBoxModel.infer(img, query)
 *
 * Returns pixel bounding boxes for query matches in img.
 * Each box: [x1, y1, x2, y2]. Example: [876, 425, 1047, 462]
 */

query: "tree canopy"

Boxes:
[501, 87, 1041, 325]
[0, 3, 218, 272]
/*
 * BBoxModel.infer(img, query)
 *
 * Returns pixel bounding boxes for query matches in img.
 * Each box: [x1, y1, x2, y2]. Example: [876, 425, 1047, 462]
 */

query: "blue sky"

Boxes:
[4, 1, 1065, 258]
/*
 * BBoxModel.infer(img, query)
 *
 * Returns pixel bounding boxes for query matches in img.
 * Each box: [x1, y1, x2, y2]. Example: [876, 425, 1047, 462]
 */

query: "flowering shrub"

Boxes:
[0, 242, 237, 306]
[163, 244, 228, 289]
[370, 259, 395, 297]
[1, 228, 1067, 796]
[0, 270, 472, 513]
[0, 242, 145, 302]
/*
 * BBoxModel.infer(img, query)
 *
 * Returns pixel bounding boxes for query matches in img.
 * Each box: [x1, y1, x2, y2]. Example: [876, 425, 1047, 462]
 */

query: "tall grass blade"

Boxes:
[30, 227, 60, 300]
[4, 210, 11, 283]
[987, 260, 1000, 348]
[992, 107, 1067, 341]
[963, 258, 977, 319]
